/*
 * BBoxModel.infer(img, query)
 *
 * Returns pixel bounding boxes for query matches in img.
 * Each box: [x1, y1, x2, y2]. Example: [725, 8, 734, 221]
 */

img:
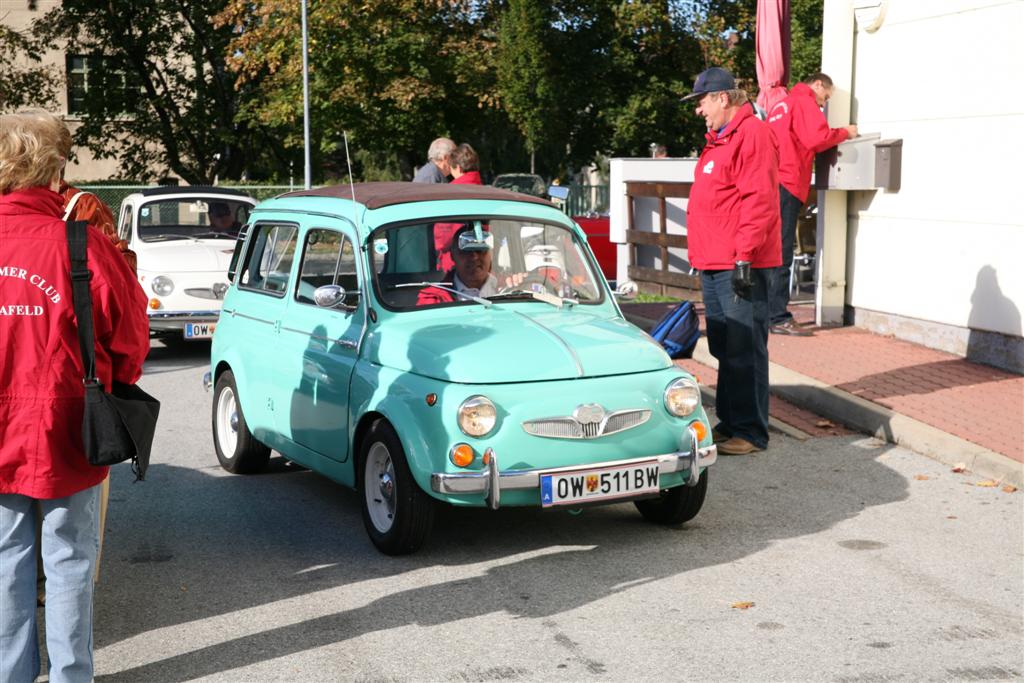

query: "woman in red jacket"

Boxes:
[0, 111, 149, 682]
[434, 143, 484, 271]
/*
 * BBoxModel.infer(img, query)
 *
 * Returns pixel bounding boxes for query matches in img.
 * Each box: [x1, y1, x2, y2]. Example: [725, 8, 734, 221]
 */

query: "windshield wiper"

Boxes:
[191, 231, 237, 239]
[144, 234, 198, 242]
[390, 281, 492, 307]
[489, 289, 565, 308]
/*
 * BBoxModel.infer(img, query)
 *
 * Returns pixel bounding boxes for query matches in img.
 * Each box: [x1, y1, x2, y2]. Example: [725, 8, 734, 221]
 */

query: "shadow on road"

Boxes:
[93, 434, 905, 681]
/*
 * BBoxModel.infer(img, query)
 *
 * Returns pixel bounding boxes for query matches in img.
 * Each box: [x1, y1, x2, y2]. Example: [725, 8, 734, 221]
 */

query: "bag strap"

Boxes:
[66, 220, 99, 383]
[62, 191, 87, 221]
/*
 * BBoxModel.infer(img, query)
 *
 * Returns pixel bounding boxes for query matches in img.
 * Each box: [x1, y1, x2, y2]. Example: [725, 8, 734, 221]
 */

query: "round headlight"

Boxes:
[151, 275, 174, 297]
[664, 377, 700, 417]
[457, 395, 497, 437]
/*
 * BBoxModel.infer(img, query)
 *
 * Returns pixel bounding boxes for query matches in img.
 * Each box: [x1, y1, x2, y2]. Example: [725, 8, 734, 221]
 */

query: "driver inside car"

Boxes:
[417, 224, 501, 305]
[208, 201, 242, 234]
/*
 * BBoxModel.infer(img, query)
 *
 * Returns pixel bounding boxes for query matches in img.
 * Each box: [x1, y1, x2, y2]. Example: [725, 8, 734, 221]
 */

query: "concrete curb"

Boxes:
[626, 311, 1024, 487]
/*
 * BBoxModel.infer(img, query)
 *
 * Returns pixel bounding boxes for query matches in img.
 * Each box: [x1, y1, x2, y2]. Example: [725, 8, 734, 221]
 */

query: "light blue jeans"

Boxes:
[0, 484, 100, 683]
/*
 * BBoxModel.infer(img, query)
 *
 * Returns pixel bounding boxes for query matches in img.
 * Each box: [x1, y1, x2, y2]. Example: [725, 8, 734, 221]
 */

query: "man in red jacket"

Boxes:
[684, 67, 780, 455]
[767, 73, 858, 334]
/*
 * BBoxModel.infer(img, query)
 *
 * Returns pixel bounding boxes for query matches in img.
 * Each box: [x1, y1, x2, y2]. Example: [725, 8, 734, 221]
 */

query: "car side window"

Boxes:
[238, 222, 298, 296]
[295, 228, 359, 306]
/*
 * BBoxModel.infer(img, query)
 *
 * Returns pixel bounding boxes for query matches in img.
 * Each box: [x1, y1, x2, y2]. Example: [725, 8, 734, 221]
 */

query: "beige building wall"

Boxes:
[824, 0, 1024, 371]
[3, 0, 127, 180]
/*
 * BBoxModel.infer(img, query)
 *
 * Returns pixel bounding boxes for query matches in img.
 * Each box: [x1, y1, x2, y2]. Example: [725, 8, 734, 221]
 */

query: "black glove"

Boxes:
[731, 261, 752, 299]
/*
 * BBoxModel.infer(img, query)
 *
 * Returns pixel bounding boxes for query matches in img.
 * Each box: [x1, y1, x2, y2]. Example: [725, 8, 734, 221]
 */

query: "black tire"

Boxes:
[634, 469, 708, 525]
[212, 370, 270, 474]
[358, 419, 435, 555]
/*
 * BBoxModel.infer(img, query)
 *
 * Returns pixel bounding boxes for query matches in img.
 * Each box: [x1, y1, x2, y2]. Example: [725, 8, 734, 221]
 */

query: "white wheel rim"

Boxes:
[364, 442, 396, 533]
[215, 385, 239, 457]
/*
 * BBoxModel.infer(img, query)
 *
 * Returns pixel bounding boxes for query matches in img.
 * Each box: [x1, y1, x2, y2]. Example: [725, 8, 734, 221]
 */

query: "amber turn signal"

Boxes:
[450, 443, 474, 468]
[689, 421, 707, 442]
[148, 298, 161, 310]
[425, 393, 437, 406]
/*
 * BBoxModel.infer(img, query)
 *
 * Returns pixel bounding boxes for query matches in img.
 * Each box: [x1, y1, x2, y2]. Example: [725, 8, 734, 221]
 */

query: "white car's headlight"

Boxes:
[151, 276, 174, 297]
[458, 395, 497, 437]
[664, 377, 700, 417]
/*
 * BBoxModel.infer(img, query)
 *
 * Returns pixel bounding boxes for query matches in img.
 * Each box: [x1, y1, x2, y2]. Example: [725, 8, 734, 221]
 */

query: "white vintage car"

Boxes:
[117, 186, 257, 340]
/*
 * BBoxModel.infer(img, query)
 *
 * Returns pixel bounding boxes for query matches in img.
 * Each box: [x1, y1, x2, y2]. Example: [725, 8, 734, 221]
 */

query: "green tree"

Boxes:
[219, 0, 496, 181]
[31, 0, 286, 183]
[494, 0, 562, 173]
[789, 0, 824, 83]
[0, 25, 57, 111]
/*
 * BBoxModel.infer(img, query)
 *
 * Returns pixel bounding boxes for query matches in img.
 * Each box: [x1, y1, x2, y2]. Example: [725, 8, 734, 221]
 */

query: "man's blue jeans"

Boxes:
[0, 484, 100, 683]
[769, 185, 805, 325]
[701, 268, 771, 449]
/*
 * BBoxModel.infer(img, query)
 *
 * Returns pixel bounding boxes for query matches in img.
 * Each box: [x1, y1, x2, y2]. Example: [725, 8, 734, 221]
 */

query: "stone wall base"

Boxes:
[851, 307, 1023, 375]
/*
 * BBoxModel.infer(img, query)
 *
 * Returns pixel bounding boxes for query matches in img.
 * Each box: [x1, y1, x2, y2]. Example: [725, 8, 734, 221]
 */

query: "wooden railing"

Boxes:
[624, 181, 700, 295]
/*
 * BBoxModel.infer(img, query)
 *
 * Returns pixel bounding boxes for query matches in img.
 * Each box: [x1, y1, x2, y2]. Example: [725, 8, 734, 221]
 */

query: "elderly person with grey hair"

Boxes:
[0, 110, 149, 682]
[413, 137, 455, 183]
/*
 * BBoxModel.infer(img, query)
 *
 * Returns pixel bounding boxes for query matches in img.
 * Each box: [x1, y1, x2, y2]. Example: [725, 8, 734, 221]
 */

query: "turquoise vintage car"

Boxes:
[206, 182, 716, 554]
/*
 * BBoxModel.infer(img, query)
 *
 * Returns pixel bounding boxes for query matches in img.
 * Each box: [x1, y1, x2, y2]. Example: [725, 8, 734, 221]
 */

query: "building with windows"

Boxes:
[2, 0, 124, 180]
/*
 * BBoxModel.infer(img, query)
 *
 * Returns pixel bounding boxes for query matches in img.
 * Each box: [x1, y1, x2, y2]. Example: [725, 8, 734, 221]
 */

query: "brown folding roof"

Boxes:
[278, 181, 555, 210]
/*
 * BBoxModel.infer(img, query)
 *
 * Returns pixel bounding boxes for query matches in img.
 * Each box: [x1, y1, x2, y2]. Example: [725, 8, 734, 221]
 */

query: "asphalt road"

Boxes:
[72, 340, 1024, 681]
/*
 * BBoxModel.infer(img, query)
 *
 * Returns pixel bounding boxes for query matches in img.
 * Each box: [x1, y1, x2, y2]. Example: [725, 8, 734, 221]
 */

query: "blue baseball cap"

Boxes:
[682, 67, 736, 101]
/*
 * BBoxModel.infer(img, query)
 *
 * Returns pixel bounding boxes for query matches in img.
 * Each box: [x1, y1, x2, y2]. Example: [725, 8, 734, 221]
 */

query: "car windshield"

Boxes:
[137, 198, 252, 242]
[371, 217, 603, 309]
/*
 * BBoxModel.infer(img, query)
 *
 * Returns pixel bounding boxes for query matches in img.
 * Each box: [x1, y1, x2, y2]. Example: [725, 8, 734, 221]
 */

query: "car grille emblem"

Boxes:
[521, 405, 651, 440]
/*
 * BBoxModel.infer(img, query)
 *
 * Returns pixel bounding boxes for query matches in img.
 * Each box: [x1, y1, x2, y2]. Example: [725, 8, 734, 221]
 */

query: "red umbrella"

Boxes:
[756, 0, 791, 115]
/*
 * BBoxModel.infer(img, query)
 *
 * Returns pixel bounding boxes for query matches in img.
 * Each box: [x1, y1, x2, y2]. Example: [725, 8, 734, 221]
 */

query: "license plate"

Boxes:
[540, 461, 660, 507]
[184, 322, 216, 339]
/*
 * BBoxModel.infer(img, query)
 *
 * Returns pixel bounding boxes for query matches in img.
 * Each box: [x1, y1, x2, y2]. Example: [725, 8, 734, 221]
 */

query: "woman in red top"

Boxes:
[434, 143, 483, 271]
[0, 110, 149, 682]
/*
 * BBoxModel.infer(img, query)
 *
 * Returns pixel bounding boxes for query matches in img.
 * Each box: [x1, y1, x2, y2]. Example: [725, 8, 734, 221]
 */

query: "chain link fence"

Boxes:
[77, 183, 610, 216]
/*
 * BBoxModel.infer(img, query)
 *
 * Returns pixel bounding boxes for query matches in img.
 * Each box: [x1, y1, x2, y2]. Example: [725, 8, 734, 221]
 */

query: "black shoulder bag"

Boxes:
[66, 220, 159, 480]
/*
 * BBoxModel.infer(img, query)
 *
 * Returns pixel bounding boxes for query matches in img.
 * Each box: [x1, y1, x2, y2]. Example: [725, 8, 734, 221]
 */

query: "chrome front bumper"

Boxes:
[430, 426, 717, 510]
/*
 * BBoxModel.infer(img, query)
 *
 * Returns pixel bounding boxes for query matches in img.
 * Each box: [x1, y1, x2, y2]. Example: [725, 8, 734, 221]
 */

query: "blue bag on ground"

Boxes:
[649, 301, 701, 359]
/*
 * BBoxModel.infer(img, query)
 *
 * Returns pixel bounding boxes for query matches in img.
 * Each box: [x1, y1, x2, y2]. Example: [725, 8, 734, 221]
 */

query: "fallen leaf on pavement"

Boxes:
[951, 463, 966, 473]
[815, 419, 835, 428]
[914, 475, 930, 481]
[946, 515, 957, 519]
[1003, 485, 1018, 493]
[975, 480, 998, 488]
[731, 601, 755, 610]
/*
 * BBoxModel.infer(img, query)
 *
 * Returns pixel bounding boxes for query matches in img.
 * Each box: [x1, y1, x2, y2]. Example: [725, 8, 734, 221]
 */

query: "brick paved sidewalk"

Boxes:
[622, 301, 1024, 463]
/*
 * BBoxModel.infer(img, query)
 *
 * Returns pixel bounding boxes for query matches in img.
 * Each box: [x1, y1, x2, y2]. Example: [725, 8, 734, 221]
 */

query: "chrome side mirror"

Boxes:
[313, 284, 359, 309]
[614, 280, 638, 302]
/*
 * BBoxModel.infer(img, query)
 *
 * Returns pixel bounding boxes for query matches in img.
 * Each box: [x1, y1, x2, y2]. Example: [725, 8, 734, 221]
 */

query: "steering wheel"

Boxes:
[498, 266, 562, 296]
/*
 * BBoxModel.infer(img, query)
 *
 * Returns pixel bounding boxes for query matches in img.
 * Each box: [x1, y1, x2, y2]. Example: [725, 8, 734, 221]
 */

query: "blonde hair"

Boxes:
[0, 110, 68, 193]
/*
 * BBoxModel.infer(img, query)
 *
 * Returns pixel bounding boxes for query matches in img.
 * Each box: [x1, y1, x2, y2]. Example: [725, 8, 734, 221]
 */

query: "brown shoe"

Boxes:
[769, 320, 812, 336]
[711, 428, 730, 444]
[717, 437, 763, 455]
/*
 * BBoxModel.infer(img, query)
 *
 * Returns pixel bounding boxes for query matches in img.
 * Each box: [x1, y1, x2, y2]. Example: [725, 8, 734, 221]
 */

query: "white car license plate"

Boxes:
[184, 322, 216, 339]
[540, 461, 660, 507]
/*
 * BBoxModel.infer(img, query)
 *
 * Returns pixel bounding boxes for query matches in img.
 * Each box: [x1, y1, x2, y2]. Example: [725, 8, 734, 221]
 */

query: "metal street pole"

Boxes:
[301, 0, 311, 189]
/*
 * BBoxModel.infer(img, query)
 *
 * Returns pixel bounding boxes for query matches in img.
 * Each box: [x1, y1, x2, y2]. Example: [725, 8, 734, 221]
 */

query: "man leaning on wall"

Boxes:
[766, 72, 858, 335]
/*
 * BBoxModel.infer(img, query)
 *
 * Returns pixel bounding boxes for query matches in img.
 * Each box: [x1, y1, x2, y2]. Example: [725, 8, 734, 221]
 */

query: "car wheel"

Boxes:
[634, 470, 708, 525]
[212, 370, 270, 474]
[359, 419, 434, 555]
